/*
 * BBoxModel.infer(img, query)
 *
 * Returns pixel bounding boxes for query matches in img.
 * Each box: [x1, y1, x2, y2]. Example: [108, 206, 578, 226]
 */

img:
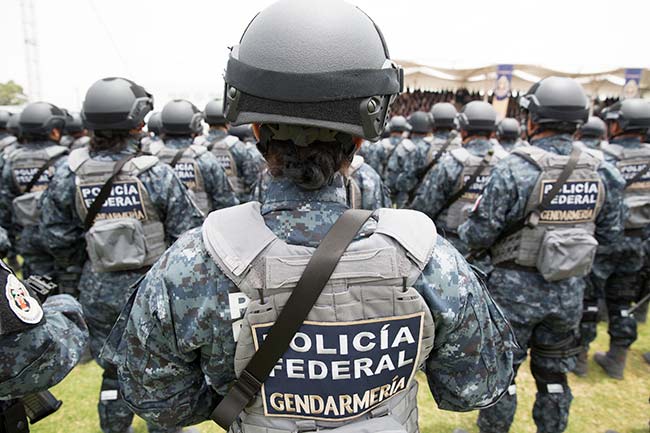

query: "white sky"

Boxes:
[1, 0, 648, 111]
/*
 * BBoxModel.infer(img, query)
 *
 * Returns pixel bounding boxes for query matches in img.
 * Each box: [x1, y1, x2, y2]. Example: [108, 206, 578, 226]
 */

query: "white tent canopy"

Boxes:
[398, 61, 650, 99]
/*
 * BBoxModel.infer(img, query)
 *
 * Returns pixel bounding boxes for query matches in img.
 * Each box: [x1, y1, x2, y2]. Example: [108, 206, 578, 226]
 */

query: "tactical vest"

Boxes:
[68, 147, 166, 272]
[491, 146, 605, 279]
[149, 141, 211, 214]
[440, 145, 508, 232]
[202, 202, 436, 433]
[7, 144, 68, 227]
[602, 142, 650, 230]
[425, 134, 461, 165]
[574, 141, 604, 161]
[206, 135, 243, 194]
[70, 136, 90, 151]
[346, 155, 364, 209]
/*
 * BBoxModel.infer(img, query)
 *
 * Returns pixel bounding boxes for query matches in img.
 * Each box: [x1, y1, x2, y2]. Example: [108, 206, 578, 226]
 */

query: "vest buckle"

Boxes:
[526, 212, 540, 228]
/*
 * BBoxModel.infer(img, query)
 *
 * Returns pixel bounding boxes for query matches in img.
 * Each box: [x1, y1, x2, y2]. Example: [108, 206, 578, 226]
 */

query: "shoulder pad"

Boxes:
[147, 141, 165, 155]
[68, 147, 91, 173]
[600, 143, 623, 159]
[574, 142, 604, 162]
[491, 143, 509, 160]
[202, 202, 277, 277]
[350, 155, 364, 170]
[131, 155, 159, 172]
[193, 135, 209, 146]
[374, 208, 437, 266]
[450, 147, 471, 163]
[401, 139, 416, 152]
[224, 135, 240, 148]
[45, 145, 69, 158]
[190, 143, 208, 156]
[0, 135, 17, 147]
[512, 146, 544, 168]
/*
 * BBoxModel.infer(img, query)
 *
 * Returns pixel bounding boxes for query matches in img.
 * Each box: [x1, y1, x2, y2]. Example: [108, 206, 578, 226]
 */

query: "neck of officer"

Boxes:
[530, 132, 574, 155]
[164, 135, 193, 149]
[261, 174, 351, 247]
[463, 136, 492, 155]
[610, 133, 643, 148]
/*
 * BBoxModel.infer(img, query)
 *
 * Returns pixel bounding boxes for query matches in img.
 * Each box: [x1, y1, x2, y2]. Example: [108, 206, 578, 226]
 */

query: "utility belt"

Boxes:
[624, 228, 645, 238]
[0, 392, 62, 433]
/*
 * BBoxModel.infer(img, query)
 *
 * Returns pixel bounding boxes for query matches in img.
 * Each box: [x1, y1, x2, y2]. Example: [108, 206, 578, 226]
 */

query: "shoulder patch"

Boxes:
[5, 274, 43, 324]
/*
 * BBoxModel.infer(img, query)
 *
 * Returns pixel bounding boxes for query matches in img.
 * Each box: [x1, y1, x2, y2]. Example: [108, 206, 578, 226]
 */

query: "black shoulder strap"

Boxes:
[415, 132, 458, 182]
[625, 162, 650, 189]
[211, 209, 374, 430]
[491, 146, 582, 247]
[23, 152, 67, 194]
[432, 150, 494, 219]
[83, 154, 137, 231]
[169, 148, 186, 168]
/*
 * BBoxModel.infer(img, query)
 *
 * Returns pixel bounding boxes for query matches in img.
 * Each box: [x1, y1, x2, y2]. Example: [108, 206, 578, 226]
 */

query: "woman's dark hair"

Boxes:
[89, 130, 133, 152]
[263, 138, 354, 190]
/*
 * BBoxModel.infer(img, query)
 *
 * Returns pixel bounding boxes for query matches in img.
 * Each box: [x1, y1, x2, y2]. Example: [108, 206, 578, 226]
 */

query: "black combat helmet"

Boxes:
[519, 76, 589, 125]
[147, 112, 162, 135]
[602, 99, 650, 132]
[64, 111, 85, 134]
[161, 100, 203, 135]
[19, 102, 67, 135]
[204, 99, 226, 125]
[407, 111, 432, 134]
[457, 101, 497, 133]
[0, 110, 11, 129]
[388, 115, 411, 133]
[497, 118, 521, 140]
[81, 77, 153, 131]
[430, 102, 458, 129]
[579, 116, 607, 138]
[223, 0, 403, 141]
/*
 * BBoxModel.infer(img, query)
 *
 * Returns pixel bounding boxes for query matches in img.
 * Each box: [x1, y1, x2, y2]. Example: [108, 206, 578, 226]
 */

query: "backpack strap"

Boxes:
[23, 150, 68, 194]
[211, 209, 374, 430]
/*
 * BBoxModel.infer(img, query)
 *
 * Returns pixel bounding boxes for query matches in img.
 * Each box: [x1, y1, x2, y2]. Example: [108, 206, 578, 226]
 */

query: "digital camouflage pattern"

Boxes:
[498, 138, 528, 153]
[411, 138, 496, 254]
[597, 135, 649, 348]
[580, 137, 605, 150]
[0, 140, 69, 278]
[196, 129, 262, 202]
[103, 174, 515, 430]
[39, 140, 203, 433]
[348, 160, 392, 209]
[0, 226, 9, 256]
[385, 136, 430, 207]
[458, 134, 625, 433]
[360, 135, 405, 176]
[0, 289, 89, 398]
[159, 136, 239, 211]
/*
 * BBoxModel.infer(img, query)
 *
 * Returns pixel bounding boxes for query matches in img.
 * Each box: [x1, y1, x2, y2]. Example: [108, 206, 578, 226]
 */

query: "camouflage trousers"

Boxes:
[16, 227, 55, 278]
[478, 268, 582, 433]
[78, 262, 177, 433]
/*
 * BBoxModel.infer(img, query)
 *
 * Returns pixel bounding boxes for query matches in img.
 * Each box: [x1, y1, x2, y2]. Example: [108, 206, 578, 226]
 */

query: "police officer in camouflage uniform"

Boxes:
[458, 77, 625, 433]
[362, 115, 410, 176]
[60, 111, 90, 150]
[39, 77, 202, 433]
[195, 99, 261, 202]
[385, 111, 431, 207]
[0, 258, 89, 433]
[426, 102, 461, 160]
[102, 1, 515, 432]
[411, 101, 507, 254]
[345, 155, 392, 210]
[0, 103, 70, 279]
[577, 116, 607, 150]
[497, 117, 527, 152]
[592, 99, 650, 379]
[151, 99, 238, 215]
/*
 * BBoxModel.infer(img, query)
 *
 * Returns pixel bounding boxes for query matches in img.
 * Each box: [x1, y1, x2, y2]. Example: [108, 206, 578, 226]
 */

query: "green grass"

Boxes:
[31, 323, 649, 433]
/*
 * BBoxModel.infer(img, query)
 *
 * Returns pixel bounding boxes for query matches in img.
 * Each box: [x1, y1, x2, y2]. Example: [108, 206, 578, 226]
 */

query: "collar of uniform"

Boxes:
[530, 134, 574, 155]
[89, 141, 140, 161]
[581, 137, 602, 149]
[611, 136, 642, 148]
[464, 138, 492, 156]
[434, 131, 450, 140]
[208, 129, 228, 141]
[163, 136, 193, 149]
[261, 174, 348, 214]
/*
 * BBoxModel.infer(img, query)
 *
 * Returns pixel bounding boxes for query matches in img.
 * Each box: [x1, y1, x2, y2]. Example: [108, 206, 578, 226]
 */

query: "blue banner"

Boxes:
[623, 68, 642, 99]
[252, 313, 424, 421]
[494, 65, 514, 101]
